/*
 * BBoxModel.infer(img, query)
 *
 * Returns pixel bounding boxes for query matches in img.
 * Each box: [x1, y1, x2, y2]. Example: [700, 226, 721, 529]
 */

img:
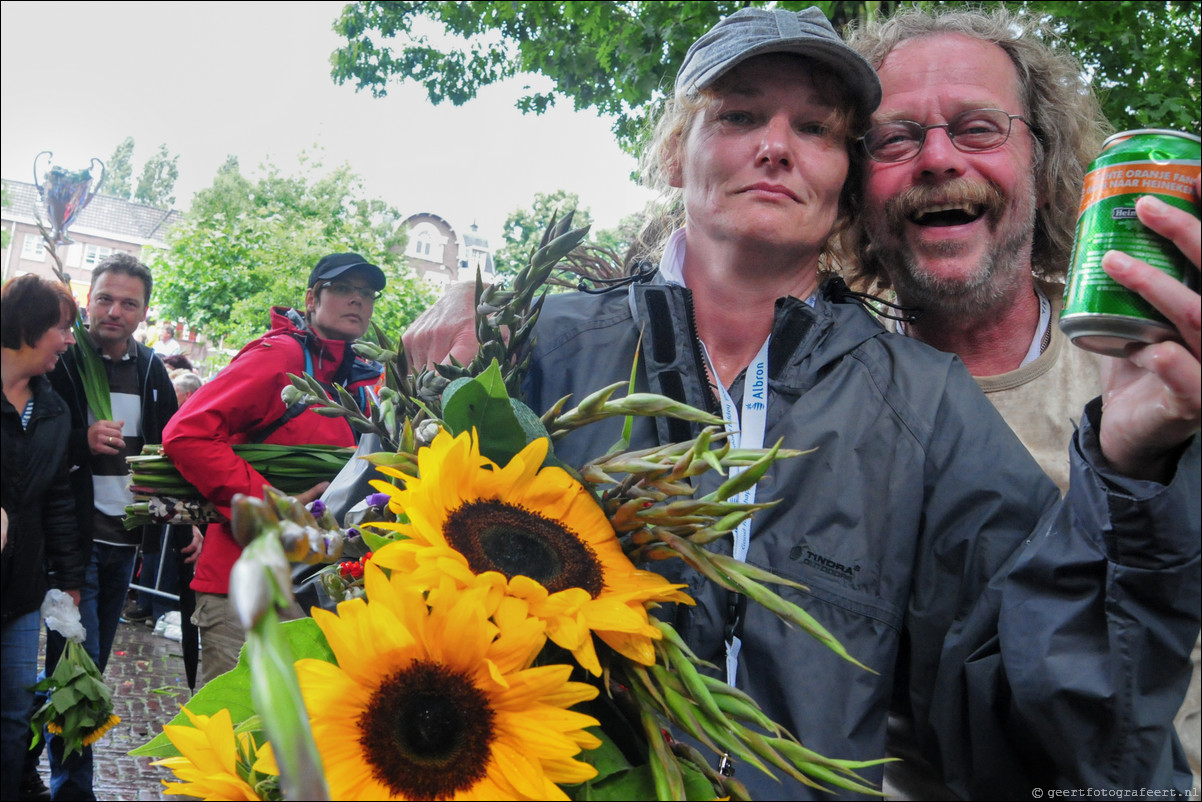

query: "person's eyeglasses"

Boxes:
[318, 281, 381, 301]
[860, 108, 1030, 163]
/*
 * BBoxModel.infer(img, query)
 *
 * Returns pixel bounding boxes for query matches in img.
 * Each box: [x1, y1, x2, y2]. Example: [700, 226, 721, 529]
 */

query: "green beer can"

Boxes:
[1060, 129, 1200, 356]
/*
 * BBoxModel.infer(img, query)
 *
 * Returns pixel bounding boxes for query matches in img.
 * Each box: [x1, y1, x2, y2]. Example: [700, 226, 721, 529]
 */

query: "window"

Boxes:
[22, 233, 46, 262]
[83, 244, 113, 268]
[459, 247, 495, 282]
[406, 222, 447, 263]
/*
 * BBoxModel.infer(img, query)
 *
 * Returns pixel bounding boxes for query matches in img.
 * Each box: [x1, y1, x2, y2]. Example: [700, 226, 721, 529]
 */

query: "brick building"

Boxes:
[2, 179, 180, 304]
[400, 212, 495, 286]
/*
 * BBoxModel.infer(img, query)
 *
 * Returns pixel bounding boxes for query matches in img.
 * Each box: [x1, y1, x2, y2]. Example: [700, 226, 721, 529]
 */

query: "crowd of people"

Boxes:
[1, 4, 1197, 801]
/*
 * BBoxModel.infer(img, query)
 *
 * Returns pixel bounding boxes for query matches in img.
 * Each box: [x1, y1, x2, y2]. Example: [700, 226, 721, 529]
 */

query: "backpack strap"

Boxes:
[248, 332, 369, 445]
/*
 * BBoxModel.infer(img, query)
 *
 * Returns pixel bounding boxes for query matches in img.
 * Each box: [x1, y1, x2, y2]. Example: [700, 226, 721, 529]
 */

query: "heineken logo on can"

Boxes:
[1061, 129, 1201, 357]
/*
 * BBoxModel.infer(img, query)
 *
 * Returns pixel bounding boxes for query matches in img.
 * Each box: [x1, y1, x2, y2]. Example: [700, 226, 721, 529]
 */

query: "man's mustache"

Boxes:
[883, 178, 1007, 230]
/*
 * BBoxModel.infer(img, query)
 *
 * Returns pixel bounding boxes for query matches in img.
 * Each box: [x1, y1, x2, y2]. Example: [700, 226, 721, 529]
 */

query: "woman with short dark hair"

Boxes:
[1, 274, 87, 801]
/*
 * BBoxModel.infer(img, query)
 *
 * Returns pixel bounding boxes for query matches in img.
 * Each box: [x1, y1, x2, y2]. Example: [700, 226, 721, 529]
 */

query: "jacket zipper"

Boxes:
[681, 287, 721, 417]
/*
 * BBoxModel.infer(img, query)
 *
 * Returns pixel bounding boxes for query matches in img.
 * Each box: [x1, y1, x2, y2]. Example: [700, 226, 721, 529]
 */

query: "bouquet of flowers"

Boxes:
[132, 216, 884, 800]
[123, 443, 356, 529]
[32, 590, 121, 758]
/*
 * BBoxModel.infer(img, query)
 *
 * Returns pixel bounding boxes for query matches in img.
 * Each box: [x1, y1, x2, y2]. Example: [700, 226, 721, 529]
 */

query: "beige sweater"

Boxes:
[973, 287, 1106, 494]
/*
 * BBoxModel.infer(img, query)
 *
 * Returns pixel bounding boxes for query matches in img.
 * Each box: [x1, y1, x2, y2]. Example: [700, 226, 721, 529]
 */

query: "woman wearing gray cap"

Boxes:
[511, 7, 1200, 800]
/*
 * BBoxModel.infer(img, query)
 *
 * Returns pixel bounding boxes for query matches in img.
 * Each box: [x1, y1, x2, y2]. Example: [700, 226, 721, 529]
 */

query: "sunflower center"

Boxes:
[359, 660, 495, 800]
[443, 499, 604, 596]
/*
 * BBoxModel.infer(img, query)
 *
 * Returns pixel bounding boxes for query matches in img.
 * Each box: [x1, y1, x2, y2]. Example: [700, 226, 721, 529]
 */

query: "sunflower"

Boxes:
[47, 714, 121, 747]
[369, 430, 692, 675]
[151, 707, 278, 801]
[295, 566, 601, 800]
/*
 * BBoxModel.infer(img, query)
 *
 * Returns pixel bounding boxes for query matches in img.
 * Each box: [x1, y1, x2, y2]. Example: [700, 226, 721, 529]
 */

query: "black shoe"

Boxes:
[122, 602, 151, 624]
[19, 770, 52, 802]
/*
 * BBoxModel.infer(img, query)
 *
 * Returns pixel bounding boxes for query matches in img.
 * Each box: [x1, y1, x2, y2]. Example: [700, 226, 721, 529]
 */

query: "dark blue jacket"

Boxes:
[525, 278, 1201, 800]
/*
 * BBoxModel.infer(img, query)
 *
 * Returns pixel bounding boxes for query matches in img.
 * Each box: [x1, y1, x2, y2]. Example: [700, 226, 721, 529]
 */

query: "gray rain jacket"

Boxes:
[523, 278, 1201, 800]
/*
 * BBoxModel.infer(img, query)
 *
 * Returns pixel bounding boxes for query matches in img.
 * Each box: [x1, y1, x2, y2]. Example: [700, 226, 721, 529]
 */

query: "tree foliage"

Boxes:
[150, 155, 437, 352]
[495, 191, 652, 291]
[331, 1, 1200, 153]
[592, 211, 646, 261]
[1021, 0, 1201, 132]
[102, 137, 181, 207]
[1, 182, 10, 250]
[104, 137, 135, 200]
[494, 190, 595, 278]
[134, 143, 181, 209]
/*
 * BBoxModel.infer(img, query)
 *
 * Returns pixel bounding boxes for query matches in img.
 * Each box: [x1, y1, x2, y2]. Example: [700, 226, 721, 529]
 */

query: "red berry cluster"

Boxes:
[337, 550, 373, 580]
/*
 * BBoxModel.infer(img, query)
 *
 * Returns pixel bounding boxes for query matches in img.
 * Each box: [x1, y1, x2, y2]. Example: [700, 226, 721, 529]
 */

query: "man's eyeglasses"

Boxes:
[860, 108, 1030, 163]
[318, 281, 381, 301]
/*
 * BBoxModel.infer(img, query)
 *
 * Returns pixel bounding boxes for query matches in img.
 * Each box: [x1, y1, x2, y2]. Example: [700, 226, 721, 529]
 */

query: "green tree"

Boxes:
[1, 182, 10, 250]
[494, 191, 654, 291]
[593, 211, 646, 262]
[1022, 0, 1200, 132]
[105, 137, 135, 200]
[331, 1, 1200, 151]
[150, 155, 437, 351]
[495, 190, 594, 278]
[133, 143, 180, 208]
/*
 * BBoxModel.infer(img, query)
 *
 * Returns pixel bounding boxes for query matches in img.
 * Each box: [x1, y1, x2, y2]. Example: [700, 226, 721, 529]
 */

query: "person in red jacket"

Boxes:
[162, 253, 385, 684]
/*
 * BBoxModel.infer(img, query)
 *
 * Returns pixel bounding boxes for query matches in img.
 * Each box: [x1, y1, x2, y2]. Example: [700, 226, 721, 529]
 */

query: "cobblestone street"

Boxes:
[34, 617, 193, 801]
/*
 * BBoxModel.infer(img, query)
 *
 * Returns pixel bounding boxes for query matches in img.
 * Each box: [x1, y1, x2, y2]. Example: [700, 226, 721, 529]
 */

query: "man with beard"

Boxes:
[847, 7, 1200, 795]
[847, 7, 1118, 494]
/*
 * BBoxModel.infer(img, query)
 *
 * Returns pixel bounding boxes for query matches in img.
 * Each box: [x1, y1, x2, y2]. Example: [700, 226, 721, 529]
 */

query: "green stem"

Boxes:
[239, 534, 330, 800]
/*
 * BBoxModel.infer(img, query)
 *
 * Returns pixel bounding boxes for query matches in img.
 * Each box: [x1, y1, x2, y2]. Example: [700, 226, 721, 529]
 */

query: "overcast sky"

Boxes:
[0, 1, 655, 246]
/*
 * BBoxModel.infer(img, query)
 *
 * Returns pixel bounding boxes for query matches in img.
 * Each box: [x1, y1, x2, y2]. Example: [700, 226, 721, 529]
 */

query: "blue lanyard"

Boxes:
[702, 336, 770, 687]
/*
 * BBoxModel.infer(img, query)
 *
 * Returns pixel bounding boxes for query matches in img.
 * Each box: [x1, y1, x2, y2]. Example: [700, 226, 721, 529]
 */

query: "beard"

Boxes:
[867, 177, 1037, 319]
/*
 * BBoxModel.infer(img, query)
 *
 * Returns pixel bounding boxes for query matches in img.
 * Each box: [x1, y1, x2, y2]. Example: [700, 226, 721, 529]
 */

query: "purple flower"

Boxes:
[365, 493, 390, 509]
[308, 499, 328, 516]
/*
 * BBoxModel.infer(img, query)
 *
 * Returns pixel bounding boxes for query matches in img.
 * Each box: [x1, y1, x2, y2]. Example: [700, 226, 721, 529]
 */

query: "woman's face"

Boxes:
[31, 304, 76, 375]
[305, 267, 376, 342]
[671, 54, 851, 264]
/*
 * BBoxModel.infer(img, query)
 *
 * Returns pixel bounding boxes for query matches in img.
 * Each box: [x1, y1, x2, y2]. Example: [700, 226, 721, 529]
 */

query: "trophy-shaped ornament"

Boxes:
[33, 151, 106, 246]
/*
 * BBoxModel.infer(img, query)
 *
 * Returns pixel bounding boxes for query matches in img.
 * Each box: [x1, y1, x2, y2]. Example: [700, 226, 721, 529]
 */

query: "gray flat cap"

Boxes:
[675, 7, 881, 118]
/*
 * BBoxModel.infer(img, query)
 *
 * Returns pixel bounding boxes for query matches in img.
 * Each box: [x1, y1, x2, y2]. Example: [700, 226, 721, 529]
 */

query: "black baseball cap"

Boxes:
[308, 253, 386, 291]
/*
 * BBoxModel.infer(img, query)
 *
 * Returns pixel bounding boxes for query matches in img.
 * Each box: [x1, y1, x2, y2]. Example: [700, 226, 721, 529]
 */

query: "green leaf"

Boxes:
[360, 527, 403, 552]
[49, 687, 82, 711]
[574, 726, 632, 782]
[510, 398, 552, 445]
[570, 759, 715, 801]
[131, 652, 255, 757]
[440, 361, 526, 465]
[130, 618, 332, 758]
[280, 616, 337, 664]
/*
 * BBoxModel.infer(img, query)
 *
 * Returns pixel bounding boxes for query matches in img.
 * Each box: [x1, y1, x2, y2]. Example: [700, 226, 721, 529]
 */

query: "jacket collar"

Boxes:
[1, 373, 67, 420]
[264, 306, 382, 386]
[629, 278, 883, 390]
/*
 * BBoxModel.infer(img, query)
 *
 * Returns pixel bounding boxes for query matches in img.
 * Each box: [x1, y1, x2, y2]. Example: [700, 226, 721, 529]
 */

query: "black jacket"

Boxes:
[2, 375, 87, 623]
[525, 279, 1201, 799]
[48, 337, 177, 545]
